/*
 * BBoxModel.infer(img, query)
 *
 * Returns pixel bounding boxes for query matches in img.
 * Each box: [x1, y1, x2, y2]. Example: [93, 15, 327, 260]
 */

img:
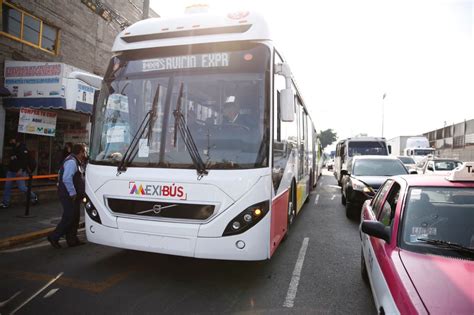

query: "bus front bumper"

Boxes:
[85, 214, 270, 261]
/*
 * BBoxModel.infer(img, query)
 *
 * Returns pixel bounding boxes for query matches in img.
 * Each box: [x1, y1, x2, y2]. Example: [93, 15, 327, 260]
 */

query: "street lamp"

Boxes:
[382, 93, 386, 137]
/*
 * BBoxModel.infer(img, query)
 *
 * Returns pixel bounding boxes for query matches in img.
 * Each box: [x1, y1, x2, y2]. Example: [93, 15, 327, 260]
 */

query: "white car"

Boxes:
[422, 159, 463, 175]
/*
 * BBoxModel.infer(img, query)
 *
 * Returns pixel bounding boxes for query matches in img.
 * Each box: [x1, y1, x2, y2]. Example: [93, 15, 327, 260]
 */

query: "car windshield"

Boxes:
[401, 187, 474, 259]
[347, 141, 388, 157]
[398, 156, 415, 164]
[352, 159, 408, 176]
[434, 160, 462, 171]
[89, 43, 270, 170]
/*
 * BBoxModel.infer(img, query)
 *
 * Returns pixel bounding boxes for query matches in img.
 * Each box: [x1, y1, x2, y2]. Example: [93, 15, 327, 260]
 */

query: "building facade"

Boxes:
[0, 0, 158, 175]
[424, 119, 474, 161]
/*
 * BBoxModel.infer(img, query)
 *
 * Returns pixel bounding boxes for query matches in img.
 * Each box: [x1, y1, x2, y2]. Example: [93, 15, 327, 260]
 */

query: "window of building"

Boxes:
[1, 1, 60, 54]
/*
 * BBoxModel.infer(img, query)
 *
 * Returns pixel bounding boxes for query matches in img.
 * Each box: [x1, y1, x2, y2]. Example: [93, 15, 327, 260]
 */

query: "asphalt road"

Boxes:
[0, 170, 375, 314]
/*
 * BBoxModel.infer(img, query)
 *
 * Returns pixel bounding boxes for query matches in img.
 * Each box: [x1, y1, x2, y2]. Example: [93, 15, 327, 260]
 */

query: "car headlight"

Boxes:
[352, 179, 373, 194]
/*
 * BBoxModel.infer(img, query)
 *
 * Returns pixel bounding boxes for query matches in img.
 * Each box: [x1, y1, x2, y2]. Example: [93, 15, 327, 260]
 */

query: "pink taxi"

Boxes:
[359, 162, 474, 314]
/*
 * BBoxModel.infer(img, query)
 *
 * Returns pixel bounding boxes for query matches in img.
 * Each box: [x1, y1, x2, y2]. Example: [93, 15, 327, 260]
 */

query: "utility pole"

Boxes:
[142, 0, 149, 19]
[382, 93, 386, 137]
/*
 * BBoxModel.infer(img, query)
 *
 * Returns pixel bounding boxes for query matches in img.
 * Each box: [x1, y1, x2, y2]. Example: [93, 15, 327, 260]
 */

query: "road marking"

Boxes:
[314, 194, 320, 205]
[10, 272, 63, 315]
[327, 185, 341, 189]
[331, 194, 335, 200]
[283, 237, 309, 308]
[43, 288, 59, 299]
[3, 269, 133, 294]
[0, 290, 21, 308]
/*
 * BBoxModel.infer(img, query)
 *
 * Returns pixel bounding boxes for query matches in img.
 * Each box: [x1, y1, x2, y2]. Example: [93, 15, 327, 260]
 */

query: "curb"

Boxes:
[0, 222, 85, 250]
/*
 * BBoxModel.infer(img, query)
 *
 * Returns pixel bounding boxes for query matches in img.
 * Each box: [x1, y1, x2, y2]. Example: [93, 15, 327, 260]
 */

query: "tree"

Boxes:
[319, 129, 337, 149]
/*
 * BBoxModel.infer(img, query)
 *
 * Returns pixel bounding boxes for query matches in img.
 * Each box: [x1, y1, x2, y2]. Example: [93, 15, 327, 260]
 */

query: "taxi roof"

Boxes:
[395, 161, 474, 187]
[396, 174, 474, 188]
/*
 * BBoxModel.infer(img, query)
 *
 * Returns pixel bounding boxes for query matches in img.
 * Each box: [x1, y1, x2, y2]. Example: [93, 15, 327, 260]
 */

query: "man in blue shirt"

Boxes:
[47, 143, 86, 248]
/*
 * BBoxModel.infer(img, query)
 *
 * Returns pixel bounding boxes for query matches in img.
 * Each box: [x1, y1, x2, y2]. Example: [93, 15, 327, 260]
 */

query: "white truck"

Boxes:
[387, 136, 434, 163]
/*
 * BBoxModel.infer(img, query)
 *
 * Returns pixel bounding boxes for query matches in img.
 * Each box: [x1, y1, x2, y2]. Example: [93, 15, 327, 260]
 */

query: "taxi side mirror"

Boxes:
[409, 169, 418, 174]
[361, 220, 391, 243]
[341, 169, 349, 176]
[427, 165, 434, 171]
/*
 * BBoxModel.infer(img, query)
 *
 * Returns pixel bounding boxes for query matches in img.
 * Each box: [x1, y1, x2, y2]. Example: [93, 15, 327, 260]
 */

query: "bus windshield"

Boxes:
[347, 141, 388, 157]
[90, 43, 270, 170]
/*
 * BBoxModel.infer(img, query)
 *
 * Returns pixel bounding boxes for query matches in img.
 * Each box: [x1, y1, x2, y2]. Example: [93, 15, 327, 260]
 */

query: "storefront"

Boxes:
[1, 61, 97, 175]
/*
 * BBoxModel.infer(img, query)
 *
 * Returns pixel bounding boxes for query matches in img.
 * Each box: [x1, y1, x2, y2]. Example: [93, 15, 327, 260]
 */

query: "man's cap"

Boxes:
[224, 96, 238, 106]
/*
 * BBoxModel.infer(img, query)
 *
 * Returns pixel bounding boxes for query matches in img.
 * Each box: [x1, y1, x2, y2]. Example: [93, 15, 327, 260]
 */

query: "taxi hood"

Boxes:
[399, 250, 474, 314]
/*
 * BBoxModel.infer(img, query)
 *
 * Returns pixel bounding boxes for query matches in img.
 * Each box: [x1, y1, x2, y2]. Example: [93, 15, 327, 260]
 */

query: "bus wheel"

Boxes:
[283, 186, 296, 240]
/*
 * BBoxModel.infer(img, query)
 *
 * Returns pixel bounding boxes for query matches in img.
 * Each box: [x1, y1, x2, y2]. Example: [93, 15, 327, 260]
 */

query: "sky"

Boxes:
[149, 0, 473, 150]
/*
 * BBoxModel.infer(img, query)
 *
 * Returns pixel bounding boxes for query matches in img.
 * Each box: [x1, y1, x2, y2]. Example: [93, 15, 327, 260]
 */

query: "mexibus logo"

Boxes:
[129, 181, 187, 200]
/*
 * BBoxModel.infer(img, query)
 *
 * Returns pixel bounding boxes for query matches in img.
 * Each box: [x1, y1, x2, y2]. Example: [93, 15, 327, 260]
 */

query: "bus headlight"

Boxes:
[223, 201, 269, 236]
[83, 195, 102, 224]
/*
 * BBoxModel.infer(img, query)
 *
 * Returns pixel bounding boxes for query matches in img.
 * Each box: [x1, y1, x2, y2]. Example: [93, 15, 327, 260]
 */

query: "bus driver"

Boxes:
[222, 96, 253, 128]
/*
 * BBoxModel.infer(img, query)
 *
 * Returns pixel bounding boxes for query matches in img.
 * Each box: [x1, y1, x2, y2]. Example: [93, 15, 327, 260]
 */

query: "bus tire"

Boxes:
[283, 184, 296, 240]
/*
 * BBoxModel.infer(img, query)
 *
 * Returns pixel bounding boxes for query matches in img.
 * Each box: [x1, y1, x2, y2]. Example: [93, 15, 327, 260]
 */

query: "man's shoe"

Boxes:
[67, 240, 86, 247]
[0, 202, 9, 209]
[31, 195, 39, 205]
[47, 235, 61, 249]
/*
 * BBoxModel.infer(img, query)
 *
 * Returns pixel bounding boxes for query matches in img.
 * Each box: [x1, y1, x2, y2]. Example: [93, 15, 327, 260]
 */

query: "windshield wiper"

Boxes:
[417, 238, 474, 256]
[116, 84, 160, 175]
[173, 82, 208, 179]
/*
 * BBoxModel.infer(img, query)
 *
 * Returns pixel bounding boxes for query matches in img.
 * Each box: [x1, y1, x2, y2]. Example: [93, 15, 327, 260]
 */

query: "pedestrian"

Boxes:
[0, 135, 38, 208]
[61, 142, 73, 163]
[47, 143, 87, 248]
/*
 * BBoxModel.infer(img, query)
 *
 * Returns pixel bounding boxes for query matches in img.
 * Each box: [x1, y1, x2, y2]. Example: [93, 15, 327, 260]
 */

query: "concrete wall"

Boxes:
[424, 119, 474, 162]
[1, 0, 158, 76]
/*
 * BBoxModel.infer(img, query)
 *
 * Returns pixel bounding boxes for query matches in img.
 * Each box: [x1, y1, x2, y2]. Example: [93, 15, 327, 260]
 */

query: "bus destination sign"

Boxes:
[142, 53, 230, 72]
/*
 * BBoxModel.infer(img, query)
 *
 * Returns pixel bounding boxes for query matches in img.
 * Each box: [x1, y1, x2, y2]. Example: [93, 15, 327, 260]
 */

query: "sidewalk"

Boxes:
[0, 192, 84, 249]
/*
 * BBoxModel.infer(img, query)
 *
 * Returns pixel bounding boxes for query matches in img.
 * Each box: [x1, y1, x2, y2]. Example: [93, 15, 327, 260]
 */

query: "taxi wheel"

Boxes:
[361, 248, 369, 284]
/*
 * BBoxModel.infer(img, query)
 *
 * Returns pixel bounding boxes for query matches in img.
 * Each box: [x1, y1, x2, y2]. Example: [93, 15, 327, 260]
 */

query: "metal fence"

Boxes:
[423, 119, 474, 161]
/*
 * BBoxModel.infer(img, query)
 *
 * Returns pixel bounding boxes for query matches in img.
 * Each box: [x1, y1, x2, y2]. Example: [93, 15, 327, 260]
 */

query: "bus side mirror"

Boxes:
[280, 89, 294, 122]
[275, 63, 295, 122]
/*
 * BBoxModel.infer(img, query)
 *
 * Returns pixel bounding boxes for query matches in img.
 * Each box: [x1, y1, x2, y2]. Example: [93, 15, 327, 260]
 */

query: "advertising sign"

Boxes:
[4, 61, 64, 98]
[18, 108, 57, 137]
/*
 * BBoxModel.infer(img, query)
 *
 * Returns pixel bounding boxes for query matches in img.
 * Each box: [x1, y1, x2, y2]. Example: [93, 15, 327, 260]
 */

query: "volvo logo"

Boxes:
[137, 204, 178, 215]
[153, 204, 163, 214]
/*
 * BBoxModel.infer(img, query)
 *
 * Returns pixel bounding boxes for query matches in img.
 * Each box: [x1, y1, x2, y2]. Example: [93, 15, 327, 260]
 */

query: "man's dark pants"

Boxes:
[50, 192, 81, 244]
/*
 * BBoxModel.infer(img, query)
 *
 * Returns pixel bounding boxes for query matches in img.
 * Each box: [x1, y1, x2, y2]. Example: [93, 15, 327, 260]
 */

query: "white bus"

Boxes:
[334, 137, 389, 186]
[83, 11, 320, 260]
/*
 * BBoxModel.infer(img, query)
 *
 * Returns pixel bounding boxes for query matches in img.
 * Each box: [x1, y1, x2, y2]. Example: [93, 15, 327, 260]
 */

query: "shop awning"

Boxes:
[2, 98, 93, 114]
[3, 97, 66, 109]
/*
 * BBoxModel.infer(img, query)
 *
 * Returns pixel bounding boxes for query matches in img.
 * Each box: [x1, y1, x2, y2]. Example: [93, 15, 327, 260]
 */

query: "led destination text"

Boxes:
[142, 53, 229, 72]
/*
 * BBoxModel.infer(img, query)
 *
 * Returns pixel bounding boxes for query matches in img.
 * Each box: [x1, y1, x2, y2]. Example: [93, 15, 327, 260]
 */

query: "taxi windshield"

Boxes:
[401, 187, 474, 259]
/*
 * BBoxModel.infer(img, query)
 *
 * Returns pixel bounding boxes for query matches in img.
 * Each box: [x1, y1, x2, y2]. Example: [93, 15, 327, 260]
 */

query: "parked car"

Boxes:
[421, 158, 463, 175]
[341, 156, 410, 219]
[360, 162, 474, 315]
[397, 156, 417, 172]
